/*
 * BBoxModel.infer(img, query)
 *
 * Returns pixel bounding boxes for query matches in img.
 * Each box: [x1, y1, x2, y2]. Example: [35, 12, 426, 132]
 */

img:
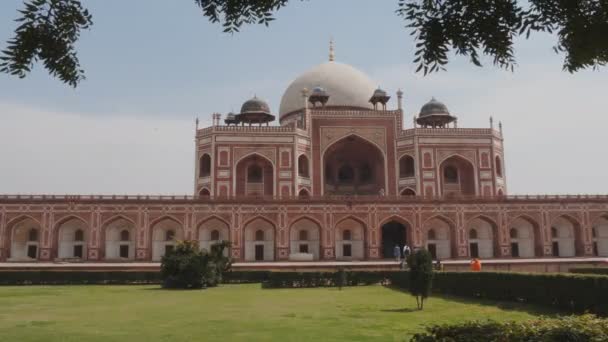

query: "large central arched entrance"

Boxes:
[381, 221, 408, 258]
[323, 135, 385, 195]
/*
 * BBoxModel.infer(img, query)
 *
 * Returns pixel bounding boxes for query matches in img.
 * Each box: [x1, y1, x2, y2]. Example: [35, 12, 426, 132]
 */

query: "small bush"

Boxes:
[406, 249, 433, 310]
[160, 240, 231, 289]
[411, 314, 608, 341]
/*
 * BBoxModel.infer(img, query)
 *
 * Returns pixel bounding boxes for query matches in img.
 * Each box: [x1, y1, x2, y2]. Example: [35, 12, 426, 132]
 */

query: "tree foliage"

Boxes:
[406, 249, 434, 310]
[398, 0, 608, 75]
[0, 0, 92, 87]
[160, 240, 231, 289]
[1, 0, 607, 87]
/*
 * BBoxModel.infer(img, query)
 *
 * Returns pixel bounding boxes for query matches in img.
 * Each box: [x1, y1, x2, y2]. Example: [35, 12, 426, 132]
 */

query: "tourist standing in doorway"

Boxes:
[403, 244, 411, 258]
[393, 244, 401, 262]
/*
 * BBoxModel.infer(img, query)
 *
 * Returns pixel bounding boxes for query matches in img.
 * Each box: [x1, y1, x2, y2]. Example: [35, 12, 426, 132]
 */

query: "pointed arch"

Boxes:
[321, 134, 388, 196]
[196, 215, 231, 230]
[234, 152, 275, 197]
[422, 215, 458, 259]
[243, 216, 276, 261]
[466, 215, 500, 258]
[5, 215, 43, 261]
[54, 215, 89, 260]
[298, 188, 311, 198]
[335, 216, 367, 260]
[148, 214, 183, 229]
[197, 216, 230, 254]
[199, 187, 211, 197]
[102, 215, 136, 260]
[289, 217, 321, 260]
[439, 154, 477, 197]
[150, 216, 184, 261]
[400, 188, 416, 196]
[551, 214, 584, 256]
[508, 215, 542, 257]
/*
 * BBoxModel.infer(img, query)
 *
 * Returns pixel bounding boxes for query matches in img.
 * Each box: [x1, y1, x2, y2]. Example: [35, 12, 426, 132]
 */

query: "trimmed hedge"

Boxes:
[261, 271, 398, 288]
[428, 272, 608, 315]
[411, 314, 608, 341]
[0, 271, 162, 285]
[570, 267, 608, 276]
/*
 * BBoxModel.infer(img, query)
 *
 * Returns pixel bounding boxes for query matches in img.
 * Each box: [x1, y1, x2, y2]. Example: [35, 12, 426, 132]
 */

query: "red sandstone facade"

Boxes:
[1, 54, 607, 262]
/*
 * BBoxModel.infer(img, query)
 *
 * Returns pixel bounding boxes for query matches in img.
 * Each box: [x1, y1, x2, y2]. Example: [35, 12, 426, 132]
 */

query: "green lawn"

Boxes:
[0, 284, 554, 342]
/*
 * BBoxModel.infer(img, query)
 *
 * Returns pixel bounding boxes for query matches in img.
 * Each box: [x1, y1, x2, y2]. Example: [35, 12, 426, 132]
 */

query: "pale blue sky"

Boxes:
[0, 0, 606, 195]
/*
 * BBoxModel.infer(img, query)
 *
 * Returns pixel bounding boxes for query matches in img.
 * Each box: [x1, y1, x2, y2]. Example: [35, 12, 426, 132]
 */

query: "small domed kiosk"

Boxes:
[236, 96, 275, 126]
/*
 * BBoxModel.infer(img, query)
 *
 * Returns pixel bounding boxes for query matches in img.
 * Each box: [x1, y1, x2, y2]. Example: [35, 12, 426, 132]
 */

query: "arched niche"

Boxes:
[550, 216, 583, 257]
[323, 135, 385, 195]
[151, 218, 184, 261]
[289, 218, 321, 260]
[298, 154, 310, 178]
[199, 154, 211, 178]
[198, 218, 230, 255]
[439, 155, 476, 197]
[57, 217, 89, 260]
[467, 217, 499, 258]
[243, 218, 275, 261]
[235, 154, 274, 196]
[423, 217, 457, 259]
[509, 216, 541, 257]
[8, 217, 42, 261]
[592, 215, 608, 256]
[399, 155, 415, 178]
[335, 218, 365, 260]
[380, 219, 410, 259]
[104, 218, 136, 260]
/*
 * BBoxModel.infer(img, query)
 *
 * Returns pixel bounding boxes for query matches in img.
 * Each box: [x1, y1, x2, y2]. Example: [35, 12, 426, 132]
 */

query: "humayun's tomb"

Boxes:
[1, 45, 608, 270]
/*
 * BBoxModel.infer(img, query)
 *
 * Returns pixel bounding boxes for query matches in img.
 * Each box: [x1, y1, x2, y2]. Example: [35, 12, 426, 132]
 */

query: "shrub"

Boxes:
[570, 267, 608, 276]
[406, 249, 433, 310]
[160, 240, 231, 289]
[411, 314, 608, 341]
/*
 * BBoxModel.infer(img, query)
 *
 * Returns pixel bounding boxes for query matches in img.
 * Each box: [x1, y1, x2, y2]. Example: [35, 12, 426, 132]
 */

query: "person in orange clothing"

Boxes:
[470, 258, 482, 271]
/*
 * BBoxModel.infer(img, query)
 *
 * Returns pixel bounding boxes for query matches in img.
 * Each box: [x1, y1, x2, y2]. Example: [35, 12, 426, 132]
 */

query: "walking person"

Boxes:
[393, 244, 401, 262]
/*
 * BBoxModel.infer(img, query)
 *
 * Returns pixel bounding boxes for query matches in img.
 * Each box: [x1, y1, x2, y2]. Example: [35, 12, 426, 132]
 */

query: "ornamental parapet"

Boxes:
[400, 127, 501, 139]
[1, 194, 607, 204]
[196, 124, 296, 137]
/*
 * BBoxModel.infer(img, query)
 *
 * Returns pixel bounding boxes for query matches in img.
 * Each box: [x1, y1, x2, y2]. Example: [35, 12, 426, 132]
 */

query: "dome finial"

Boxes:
[329, 37, 335, 62]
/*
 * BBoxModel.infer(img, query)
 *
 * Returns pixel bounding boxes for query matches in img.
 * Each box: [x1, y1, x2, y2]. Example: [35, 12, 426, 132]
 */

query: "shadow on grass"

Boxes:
[380, 308, 420, 313]
[382, 285, 559, 317]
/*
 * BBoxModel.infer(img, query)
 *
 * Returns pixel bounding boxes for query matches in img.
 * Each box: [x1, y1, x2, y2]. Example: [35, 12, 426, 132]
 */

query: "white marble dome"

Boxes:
[279, 61, 377, 119]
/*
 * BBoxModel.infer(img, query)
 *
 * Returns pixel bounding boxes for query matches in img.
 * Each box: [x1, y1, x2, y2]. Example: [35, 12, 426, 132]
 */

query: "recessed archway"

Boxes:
[508, 216, 542, 257]
[335, 218, 365, 260]
[467, 217, 499, 258]
[151, 218, 184, 261]
[103, 217, 136, 260]
[56, 217, 89, 260]
[323, 135, 385, 195]
[423, 216, 457, 259]
[380, 220, 409, 259]
[592, 215, 608, 256]
[439, 155, 476, 196]
[550, 215, 583, 257]
[7, 216, 42, 261]
[235, 154, 274, 196]
[289, 218, 321, 260]
[198, 217, 230, 256]
[243, 218, 275, 261]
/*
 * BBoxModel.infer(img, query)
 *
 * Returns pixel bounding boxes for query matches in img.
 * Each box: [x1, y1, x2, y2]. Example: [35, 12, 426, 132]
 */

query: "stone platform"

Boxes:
[0, 257, 606, 273]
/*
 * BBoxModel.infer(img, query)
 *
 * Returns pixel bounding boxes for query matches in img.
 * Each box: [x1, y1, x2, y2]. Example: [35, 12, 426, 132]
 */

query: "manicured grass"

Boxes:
[0, 284, 554, 342]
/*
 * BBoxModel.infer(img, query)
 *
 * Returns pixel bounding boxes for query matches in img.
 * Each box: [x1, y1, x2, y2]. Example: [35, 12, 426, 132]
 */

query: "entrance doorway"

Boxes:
[381, 221, 407, 258]
[255, 245, 264, 261]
